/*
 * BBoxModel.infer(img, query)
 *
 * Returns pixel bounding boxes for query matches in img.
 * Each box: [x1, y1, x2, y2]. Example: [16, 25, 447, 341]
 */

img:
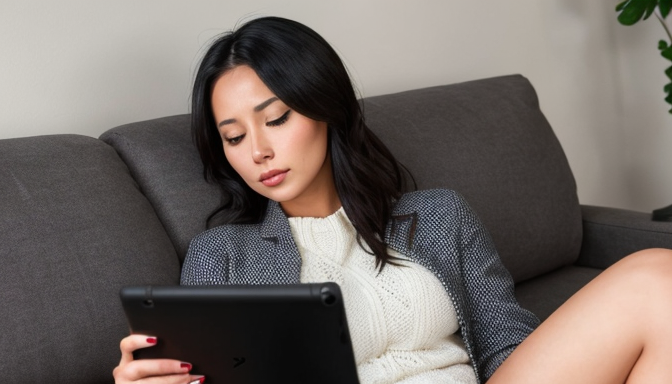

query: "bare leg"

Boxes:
[487, 248, 672, 384]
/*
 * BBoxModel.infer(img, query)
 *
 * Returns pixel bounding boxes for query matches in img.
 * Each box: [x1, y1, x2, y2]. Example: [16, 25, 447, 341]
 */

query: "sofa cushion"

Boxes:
[362, 75, 582, 282]
[101, 116, 221, 261]
[515, 265, 601, 321]
[0, 135, 180, 383]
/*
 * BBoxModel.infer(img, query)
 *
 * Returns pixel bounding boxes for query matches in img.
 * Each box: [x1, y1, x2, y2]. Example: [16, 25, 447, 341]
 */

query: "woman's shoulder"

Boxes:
[189, 221, 264, 250]
[183, 221, 266, 282]
[188, 201, 289, 255]
[392, 189, 484, 238]
[395, 188, 471, 214]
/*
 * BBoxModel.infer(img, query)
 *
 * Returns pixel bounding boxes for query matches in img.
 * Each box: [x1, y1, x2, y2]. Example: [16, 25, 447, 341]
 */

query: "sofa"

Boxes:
[2, 74, 671, 383]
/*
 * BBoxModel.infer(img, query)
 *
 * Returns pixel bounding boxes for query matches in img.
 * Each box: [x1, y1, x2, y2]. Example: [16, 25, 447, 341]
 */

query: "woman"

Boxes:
[114, 17, 672, 384]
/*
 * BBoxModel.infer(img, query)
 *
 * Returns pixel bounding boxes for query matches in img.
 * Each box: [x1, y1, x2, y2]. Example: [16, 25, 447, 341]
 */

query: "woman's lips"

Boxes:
[260, 169, 289, 187]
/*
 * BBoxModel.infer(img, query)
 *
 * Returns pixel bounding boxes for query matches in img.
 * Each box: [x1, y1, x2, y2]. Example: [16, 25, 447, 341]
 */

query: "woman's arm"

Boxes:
[180, 229, 229, 285]
[449, 191, 539, 380]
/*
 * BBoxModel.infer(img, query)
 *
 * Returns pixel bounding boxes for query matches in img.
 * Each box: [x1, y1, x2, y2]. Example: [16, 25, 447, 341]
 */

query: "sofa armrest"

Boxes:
[577, 205, 672, 269]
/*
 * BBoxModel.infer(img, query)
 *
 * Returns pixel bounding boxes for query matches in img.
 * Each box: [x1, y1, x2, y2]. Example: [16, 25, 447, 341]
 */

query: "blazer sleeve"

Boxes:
[449, 192, 539, 381]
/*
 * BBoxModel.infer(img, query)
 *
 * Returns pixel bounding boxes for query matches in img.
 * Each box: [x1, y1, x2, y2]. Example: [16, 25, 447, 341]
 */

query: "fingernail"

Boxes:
[189, 376, 205, 384]
[180, 362, 192, 371]
[146, 337, 157, 344]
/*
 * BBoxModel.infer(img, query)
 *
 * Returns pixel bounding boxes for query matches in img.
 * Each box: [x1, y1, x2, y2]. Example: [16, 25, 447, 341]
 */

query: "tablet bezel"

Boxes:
[120, 283, 360, 384]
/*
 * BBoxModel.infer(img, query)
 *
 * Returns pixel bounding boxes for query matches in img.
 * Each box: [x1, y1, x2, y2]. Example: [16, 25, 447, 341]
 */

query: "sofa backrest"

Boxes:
[101, 116, 221, 260]
[363, 75, 582, 282]
[0, 135, 180, 383]
[102, 74, 582, 283]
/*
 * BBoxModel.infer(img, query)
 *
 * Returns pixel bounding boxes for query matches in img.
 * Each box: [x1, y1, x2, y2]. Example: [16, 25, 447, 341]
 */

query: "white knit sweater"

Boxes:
[288, 208, 477, 384]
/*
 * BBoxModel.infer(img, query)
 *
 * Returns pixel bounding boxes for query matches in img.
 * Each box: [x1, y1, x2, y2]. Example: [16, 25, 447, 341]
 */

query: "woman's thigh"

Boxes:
[487, 248, 672, 384]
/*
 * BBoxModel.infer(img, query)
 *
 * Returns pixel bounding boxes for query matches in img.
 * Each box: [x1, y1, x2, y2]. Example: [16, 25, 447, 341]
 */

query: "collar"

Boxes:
[259, 195, 417, 253]
[259, 200, 292, 240]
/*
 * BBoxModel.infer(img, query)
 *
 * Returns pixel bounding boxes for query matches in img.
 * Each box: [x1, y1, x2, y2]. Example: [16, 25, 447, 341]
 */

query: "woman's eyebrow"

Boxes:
[253, 97, 279, 112]
[218, 97, 280, 127]
[218, 118, 236, 127]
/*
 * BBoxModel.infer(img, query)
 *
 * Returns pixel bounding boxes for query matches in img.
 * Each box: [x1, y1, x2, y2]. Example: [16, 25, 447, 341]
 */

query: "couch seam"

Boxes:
[582, 219, 672, 236]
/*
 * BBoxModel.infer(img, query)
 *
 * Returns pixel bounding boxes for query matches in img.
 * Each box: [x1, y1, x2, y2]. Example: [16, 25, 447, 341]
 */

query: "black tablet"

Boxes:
[120, 283, 360, 384]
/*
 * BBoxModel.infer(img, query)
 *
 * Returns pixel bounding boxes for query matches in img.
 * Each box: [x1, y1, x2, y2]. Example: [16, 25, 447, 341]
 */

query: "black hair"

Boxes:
[191, 16, 412, 268]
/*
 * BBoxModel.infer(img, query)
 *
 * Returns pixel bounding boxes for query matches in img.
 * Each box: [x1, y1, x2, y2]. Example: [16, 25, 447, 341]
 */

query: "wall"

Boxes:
[1, 0, 670, 212]
[611, 5, 672, 213]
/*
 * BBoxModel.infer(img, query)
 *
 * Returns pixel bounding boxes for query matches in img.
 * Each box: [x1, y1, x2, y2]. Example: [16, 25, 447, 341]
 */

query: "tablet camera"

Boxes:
[142, 299, 154, 308]
[320, 286, 337, 306]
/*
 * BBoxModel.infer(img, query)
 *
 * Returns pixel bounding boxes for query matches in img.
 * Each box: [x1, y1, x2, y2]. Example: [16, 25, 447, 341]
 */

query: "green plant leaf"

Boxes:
[660, 39, 669, 49]
[664, 82, 672, 93]
[665, 65, 672, 79]
[663, 88, 672, 107]
[661, 46, 672, 59]
[616, 0, 658, 25]
[645, 0, 658, 19]
[659, 0, 672, 18]
[664, 91, 672, 104]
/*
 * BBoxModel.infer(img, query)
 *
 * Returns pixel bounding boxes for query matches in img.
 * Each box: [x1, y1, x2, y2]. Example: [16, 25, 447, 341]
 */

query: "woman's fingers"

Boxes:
[121, 359, 193, 379]
[115, 334, 204, 383]
[116, 373, 196, 384]
[187, 376, 206, 384]
[119, 334, 159, 365]
[114, 358, 197, 383]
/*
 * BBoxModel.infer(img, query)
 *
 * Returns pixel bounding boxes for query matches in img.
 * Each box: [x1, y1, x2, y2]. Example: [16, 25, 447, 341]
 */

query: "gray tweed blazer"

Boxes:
[181, 188, 539, 382]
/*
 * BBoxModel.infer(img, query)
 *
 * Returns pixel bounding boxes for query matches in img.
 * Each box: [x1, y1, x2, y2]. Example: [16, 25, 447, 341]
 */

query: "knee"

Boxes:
[620, 249, 672, 333]
[625, 248, 672, 266]
[618, 248, 672, 290]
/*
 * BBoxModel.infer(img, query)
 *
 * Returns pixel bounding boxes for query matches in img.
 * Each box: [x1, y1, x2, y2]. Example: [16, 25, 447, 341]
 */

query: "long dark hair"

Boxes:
[191, 17, 411, 268]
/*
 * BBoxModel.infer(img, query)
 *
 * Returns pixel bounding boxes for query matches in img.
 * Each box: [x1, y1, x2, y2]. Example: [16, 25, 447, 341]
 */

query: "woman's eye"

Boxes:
[224, 134, 244, 145]
[267, 110, 291, 127]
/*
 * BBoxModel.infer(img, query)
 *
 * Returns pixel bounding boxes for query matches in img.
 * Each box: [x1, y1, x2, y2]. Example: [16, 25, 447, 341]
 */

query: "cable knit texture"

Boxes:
[288, 208, 477, 384]
[181, 189, 540, 382]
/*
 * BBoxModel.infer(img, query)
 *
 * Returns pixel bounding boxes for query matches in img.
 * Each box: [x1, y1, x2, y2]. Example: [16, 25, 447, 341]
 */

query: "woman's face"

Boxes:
[211, 65, 340, 217]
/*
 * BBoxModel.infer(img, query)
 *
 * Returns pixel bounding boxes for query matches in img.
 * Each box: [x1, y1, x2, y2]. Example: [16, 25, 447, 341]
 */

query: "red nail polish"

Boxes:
[199, 377, 206, 383]
[146, 337, 157, 344]
[181, 362, 192, 371]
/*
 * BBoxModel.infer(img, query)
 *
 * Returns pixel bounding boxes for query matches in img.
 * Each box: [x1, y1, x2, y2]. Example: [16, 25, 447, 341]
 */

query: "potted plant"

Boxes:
[616, 0, 672, 221]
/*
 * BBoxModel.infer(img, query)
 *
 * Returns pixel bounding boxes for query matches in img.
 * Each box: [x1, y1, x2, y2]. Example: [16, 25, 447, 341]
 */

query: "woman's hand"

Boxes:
[113, 334, 205, 384]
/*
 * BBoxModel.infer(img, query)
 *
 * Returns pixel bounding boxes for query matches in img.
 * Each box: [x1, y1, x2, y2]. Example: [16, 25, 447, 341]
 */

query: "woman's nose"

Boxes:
[251, 132, 274, 163]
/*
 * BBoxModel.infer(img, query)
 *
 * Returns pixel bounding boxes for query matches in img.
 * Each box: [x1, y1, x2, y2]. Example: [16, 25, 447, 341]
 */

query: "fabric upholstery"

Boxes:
[515, 265, 602, 321]
[362, 75, 582, 282]
[101, 116, 221, 261]
[578, 205, 672, 269]
[0, 135, 180, 383]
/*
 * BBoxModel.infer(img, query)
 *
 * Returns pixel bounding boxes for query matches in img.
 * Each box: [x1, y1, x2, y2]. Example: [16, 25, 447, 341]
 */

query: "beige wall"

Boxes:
[1, 1, 671, 212]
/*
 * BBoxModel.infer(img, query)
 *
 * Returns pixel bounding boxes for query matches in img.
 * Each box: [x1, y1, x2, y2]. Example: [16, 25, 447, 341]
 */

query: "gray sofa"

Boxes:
[2, 74, 671, 383]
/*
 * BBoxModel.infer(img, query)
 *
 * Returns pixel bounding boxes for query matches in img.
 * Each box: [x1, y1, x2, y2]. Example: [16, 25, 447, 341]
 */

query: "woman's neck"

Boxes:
[280, 192, 342, 218]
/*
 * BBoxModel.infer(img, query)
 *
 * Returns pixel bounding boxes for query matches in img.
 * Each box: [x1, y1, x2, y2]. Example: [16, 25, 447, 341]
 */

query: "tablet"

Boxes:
[120, 283, 360, 384]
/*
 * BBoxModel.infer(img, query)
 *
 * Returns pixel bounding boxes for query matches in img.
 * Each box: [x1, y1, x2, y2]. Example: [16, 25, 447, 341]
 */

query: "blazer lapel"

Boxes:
[252, 200, 302, 283]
